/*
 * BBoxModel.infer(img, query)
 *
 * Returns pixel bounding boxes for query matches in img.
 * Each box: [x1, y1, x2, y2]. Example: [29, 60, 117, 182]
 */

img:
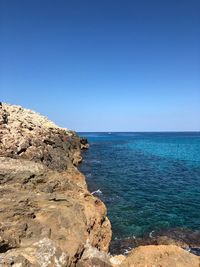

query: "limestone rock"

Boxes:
[0, 103, 83, 171]
[77, 244, 112, 267]
[0, 103, 112, 266]
[120, 245, 200, 267]
[110, 255, 126, 266]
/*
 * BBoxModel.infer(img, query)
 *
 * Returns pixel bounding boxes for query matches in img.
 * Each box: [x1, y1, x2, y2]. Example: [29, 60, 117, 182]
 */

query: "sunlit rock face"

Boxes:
[0, 103, 111, 267]
[120, 245, 200, 267]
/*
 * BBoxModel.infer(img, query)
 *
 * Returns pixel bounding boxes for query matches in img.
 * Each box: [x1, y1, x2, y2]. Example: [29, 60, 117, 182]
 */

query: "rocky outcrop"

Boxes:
[1, 103, 200, 267]
[80, 138, 89, 150]
[0, 103, 111, 266]
[0, 103, 86, 170]
[119, 245, 200, 267]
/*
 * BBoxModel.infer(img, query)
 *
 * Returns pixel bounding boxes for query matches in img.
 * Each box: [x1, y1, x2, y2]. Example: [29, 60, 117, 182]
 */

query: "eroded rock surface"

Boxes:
[0, 103, 111, 266]
[0, 103, 87, 170]
[120, 245, 200, 267]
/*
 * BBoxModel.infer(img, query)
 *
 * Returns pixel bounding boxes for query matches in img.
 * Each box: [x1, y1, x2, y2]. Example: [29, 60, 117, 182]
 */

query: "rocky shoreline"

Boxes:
[110, 228, 200, 257]
[0, 103, 111, 266]
[0, 103, 200, 266]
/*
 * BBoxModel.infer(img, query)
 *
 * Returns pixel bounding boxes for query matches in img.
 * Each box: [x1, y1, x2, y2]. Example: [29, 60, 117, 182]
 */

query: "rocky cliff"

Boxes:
[0, 103, 111, 266]
[1, 103, 199, 267]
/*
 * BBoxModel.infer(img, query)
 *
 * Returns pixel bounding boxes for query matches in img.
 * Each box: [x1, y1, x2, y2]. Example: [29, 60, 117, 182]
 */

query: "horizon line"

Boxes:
[77, 131, 200, 133]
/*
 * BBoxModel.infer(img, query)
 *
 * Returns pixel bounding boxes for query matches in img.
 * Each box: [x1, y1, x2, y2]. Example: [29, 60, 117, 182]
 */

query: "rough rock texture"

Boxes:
[110, 255, 126, 266]
[0, 103, 87, 170]
[1, 103, 199, 267]
[120, 245, 200, 267]
[76, 244, 112, 267]
[0, 103, 111, 266]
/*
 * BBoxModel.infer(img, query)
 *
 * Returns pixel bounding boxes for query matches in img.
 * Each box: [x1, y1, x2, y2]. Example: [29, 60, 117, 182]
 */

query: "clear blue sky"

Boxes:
[0, 0, 199, 131]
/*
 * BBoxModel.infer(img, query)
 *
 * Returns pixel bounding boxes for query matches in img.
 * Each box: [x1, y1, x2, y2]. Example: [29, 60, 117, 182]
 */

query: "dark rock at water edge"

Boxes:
[80, 137, 89, 150]
[110, 228, 200, 256]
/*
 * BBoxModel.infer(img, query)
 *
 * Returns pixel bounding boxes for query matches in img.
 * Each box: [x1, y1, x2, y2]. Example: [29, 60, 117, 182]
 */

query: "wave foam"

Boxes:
[91, 189, 102, 195]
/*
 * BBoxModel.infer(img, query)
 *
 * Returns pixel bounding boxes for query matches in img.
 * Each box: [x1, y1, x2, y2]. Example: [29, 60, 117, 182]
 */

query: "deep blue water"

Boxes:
[78, 132, 200, 241]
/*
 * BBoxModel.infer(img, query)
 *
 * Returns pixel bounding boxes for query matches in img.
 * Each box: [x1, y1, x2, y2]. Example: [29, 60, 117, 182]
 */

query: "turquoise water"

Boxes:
[79, 132, 200, 240]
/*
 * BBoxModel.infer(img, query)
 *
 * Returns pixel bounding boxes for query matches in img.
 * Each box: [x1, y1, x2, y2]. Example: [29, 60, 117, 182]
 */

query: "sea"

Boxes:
[78, 132, 200, 254]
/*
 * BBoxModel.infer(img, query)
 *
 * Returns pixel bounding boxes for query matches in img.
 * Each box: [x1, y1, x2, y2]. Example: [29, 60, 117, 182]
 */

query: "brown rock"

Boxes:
[0, 103, 112, 266]
[120, 245, 200, 267]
